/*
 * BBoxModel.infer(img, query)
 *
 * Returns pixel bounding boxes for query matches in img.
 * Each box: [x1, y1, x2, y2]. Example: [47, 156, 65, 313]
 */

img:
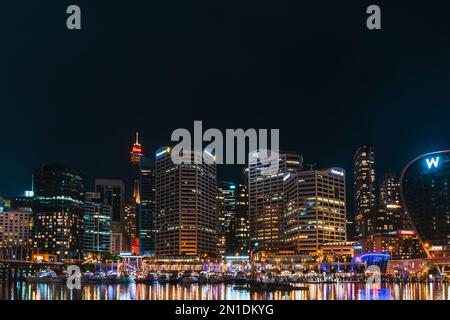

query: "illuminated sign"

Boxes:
[398, 230, 416, 236]
[224, 255, 250, 261]
[25, 190, 34, 197]
[426, 157, 440, 169]
[119, 252, 133, 257]
[331, 169, 344, 176]
[431, 246, 443, 251]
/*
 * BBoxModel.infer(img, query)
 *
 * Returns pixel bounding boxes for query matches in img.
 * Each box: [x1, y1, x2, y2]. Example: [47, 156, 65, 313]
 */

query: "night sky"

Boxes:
[1, 1, 450, 216]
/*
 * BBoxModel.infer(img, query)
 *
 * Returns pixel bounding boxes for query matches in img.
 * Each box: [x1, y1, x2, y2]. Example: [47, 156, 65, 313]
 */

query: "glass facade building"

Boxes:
[83, 192, 112, 253]
[401, 150, 450, 257]
[138, 157, 156, 256]
[32, 164, 84, 262]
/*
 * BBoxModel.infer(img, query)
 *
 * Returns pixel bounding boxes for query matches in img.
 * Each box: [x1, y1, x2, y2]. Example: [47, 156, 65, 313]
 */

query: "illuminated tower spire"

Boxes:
[130, 131, 143, 166]
[130, 132, 143, 204]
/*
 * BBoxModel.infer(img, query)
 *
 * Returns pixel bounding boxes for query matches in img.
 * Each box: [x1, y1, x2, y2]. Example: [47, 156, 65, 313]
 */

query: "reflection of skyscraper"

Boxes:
[32, 165, 84, 261]
[353, 146, 376, 240]
[401, 150, 450, 258]
[249, 152, 302, 253]
[155, 147, 217, 259]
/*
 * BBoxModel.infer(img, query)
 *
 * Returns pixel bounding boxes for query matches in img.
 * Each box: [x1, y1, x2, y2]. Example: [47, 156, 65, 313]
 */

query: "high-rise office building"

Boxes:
[123, 201, 137, 250]
[0, 208, 32, 259]
[95, 179, 125, 253]
[228, 168, 250, 256]
[217, 181, 237, 258]
[354, 146, 376, 240]
[401, 150, 450, 258]
[380, 174, 401, 208]
[95, 179, 125, 224]
[284, 168, 347, 255]
[138, 157, 156, 256]
[83, 192, 112, 253]
[379, 174, 405, 229]
[155, 147, 217, 259]
[248, 152, 302, 253]
[32, 165, 84, 262]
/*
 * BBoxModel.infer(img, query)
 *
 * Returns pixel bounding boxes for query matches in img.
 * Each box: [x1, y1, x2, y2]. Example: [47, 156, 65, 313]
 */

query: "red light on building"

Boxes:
[398, 230, 416, 236]
[131, 145, 142, 154]
[131, 238, 139, 255]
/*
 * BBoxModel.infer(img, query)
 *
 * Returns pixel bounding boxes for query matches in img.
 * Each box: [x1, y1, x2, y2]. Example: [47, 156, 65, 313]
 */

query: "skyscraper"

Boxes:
[284, 168, 347, 255]
[95, 179, 125, 253]
[217, 180, 237, 258]
[379, 174, 404, 230]
[353, 146, 376, 240]
[123, 201, 137, 251]
[155, 147, 217, 259]
[83, 192, 112, 253]
[95, 179, 125, 225]
[401, 150, 450, 258]
[0, 208, 32, 260]
[138, 157, 156, 256]
[32, 165, 84, 262]
[228, 168, 250, 256]
[248, 152, 302, 254]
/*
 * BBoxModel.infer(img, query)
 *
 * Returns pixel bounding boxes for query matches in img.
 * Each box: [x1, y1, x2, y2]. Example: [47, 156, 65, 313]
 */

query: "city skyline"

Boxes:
[1, 132, 440, 219]
[2, 133, 442, 258]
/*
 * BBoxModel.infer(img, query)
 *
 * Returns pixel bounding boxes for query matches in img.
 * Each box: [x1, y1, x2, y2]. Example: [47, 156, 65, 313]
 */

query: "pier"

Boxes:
[0, 260, 64, 281]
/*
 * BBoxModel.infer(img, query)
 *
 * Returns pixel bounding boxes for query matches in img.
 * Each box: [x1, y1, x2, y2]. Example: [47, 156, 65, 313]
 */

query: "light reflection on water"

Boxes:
[0, 282, 449, 300]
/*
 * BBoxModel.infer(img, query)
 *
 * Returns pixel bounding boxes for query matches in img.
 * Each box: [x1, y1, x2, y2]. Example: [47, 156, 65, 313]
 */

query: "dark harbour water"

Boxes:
[0, 282, 449, 300]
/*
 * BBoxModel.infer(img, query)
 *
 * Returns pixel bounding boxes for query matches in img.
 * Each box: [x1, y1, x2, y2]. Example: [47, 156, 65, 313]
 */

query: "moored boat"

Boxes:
[181, 271, 198, 284]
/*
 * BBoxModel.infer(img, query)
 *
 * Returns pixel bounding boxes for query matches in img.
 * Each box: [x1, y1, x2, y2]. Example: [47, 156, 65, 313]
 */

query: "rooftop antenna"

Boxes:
[135, 131, 140, 145]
